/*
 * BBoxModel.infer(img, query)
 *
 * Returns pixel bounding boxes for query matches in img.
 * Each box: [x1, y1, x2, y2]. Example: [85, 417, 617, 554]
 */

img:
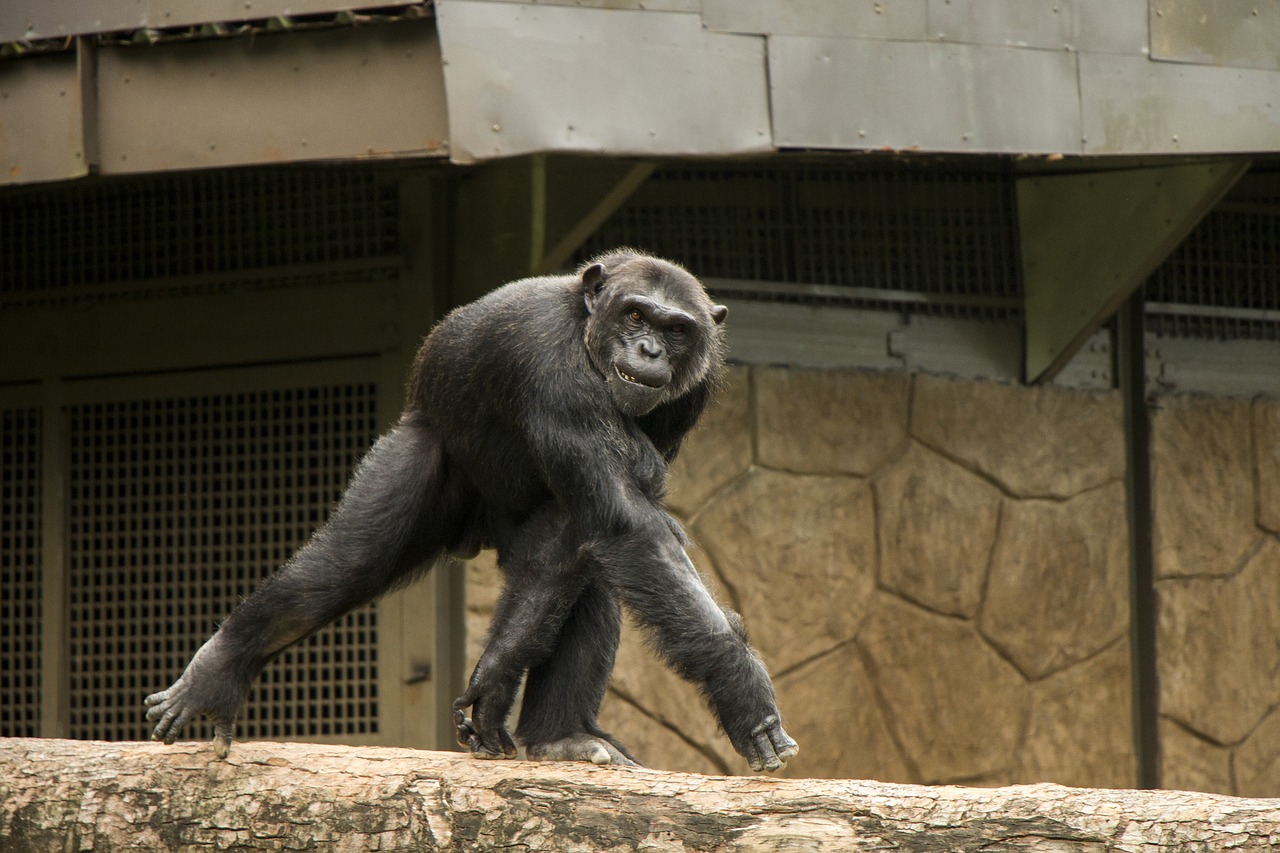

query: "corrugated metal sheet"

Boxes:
[1151, 0, 1280, 72]
[434, 0, 770, 162]
[701, 0, 927, 40]
[96, 21, 447, 174]
[0, 52, 88, 185]
[1079, 53, 1280, 154]
[769, 36, 1080, 154]
[0, 1, 420, 42]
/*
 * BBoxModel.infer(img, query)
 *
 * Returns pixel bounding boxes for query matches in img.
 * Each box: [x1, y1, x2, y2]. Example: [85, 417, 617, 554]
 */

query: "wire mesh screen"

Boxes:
[1146, 171, 1280, 341]
[1, 408, 42, 738]
[0, 167, 400, 307]
[576, 163, 1022, 320]
[66, 384, 380, 743]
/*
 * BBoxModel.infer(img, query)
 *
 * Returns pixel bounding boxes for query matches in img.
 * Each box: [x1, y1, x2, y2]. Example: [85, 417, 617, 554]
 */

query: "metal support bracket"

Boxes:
[1019, 160, 1249, 383]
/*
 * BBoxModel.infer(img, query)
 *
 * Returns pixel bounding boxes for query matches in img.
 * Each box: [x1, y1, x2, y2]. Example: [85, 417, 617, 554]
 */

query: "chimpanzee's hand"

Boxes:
[144, 639, 246, 759]
[741, 715, 799, 772]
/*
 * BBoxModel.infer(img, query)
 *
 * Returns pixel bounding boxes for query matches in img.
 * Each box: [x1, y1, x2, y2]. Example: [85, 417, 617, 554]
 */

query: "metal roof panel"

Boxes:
[435, 1, 771, 162]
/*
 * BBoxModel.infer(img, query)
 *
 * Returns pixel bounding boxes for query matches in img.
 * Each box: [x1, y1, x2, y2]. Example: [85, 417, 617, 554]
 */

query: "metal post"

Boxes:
[1117, 293, 1159, 789]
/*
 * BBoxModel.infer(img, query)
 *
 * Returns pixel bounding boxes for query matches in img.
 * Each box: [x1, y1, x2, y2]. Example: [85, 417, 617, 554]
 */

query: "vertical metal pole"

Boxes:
[39, 381, 70, 739]
[1118, 293, 1159, 789]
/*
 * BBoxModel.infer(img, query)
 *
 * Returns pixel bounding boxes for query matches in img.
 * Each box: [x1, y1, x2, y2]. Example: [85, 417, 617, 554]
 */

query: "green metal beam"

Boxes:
[1020, 160, 1248, 383]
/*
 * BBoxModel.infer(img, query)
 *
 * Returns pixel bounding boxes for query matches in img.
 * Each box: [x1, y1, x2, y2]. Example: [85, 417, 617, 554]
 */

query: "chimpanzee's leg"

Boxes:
[146, 412, 475, 757]
[453, 508, 592, 758]
[516, 581, 638, 766]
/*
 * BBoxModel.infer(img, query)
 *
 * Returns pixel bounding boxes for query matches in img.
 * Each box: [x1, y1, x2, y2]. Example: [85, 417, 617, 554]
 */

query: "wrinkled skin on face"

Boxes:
[582, 257, 728, 418]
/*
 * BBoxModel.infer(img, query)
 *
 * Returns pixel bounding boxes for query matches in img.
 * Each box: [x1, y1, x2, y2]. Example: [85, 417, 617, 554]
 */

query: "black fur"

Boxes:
[145, 249, 797, 772]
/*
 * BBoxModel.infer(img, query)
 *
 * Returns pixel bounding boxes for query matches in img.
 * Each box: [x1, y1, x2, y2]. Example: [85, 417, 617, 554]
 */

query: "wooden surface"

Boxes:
[2, 738, 1279, 851]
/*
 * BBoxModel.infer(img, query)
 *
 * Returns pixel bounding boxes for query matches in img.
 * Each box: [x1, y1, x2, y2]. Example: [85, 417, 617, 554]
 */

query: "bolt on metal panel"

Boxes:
[769, 36, 1080, 154]
[1079, 53, 1280, 154]
[0, 0, 421, 42]
[435, 1, 771, 162]
[701, 0, 927, 39]
[96, 20, 448, 174]
[1151, 0, 1280, 72]
[0, 52, 88, 185]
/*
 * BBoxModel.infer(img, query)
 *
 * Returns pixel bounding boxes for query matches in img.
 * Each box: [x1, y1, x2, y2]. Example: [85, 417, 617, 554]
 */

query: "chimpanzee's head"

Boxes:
[581, 251, 727, 417]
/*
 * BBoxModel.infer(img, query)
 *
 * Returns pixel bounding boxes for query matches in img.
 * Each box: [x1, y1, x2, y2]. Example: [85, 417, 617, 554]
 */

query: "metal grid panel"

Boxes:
[0, 167, 400, 306]
[66, 384, 380, 743]
[577, 163, 1022, 320]
[0, 408, 41, 738]
[1147, 172, 1280, 341]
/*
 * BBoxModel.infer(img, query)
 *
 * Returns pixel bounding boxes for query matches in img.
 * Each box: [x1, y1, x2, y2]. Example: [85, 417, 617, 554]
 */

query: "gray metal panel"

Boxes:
[2, 0, 145, 43]
[456, 0, 699, 9]
[1072, 0, 1148, 55]
[0, 1, 419, 42]
[701, 0, 927, 39]
[435, 1, 770, 162]
[1151, 0, 1280, 72]
[0, 52, 88, 185]
[769, 36, 1080, 154]
[927, 0, 1073, 49]
[1148, 335, 1280, 399]
[96, 21, 448, 174]
[1079, 53, 1280, 154]
[927, 0, 1147, 54]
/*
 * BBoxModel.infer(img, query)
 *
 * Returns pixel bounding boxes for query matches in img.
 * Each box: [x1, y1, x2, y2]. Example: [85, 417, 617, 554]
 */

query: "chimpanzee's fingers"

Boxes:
[151, 707, 179, 742]
[750, 728, 779, 771]
[772, 727, 799, 764]
[213, 717, 236, 759]
[145, 697, 169, 723]
[163, 707, 197, 745]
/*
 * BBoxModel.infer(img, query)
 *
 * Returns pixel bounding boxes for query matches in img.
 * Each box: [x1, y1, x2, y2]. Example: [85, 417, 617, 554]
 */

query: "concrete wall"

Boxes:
[466, 365, 1143, 786]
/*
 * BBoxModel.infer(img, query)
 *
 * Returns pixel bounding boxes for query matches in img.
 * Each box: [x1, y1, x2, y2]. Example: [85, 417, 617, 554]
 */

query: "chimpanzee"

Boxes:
[145, 248, 798, 772]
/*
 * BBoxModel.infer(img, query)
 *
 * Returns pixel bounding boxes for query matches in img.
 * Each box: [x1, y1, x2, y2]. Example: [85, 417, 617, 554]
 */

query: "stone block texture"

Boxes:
[464, 367, 1141, 787]
[1152, 393, 1280, 796]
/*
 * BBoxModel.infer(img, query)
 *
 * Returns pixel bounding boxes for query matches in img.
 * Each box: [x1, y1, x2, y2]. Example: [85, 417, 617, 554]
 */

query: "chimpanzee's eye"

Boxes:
[669, 324, 686, 335]
[629, 310, 643, 323]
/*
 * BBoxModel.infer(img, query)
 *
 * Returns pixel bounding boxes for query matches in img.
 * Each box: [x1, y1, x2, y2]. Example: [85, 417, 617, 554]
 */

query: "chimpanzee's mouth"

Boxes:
[615, 364, 666, 389]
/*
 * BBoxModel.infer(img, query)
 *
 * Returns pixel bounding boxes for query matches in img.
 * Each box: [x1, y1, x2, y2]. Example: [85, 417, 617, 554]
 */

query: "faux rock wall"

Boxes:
[466, 366, 1136, 786]
[1154, 394, 1280, 797]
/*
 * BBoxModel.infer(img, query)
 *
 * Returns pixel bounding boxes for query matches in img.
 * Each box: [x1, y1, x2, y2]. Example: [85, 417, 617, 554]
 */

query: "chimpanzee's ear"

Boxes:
[711, 304, 728, 325]
[581, 263, 607, 315]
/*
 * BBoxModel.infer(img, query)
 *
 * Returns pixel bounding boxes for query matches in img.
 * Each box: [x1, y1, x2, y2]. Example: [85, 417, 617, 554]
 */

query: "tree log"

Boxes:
[2, 738, 1278, 851]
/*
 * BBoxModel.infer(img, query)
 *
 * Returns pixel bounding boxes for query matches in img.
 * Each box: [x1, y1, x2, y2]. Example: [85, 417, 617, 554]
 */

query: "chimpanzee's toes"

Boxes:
[526, 734, 640, 767]
[454, 708, 516, 758]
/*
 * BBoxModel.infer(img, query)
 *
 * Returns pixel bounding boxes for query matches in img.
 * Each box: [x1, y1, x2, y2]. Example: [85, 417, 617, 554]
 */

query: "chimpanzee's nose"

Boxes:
[639, 337, 663, 359]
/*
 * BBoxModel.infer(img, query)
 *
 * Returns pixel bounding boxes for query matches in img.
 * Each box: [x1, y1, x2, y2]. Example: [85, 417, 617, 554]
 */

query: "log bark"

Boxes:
[2, 738, 1278, 851]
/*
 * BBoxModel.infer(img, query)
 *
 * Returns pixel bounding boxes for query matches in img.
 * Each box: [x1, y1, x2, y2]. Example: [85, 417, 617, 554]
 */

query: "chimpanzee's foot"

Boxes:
[742, 715, 799, 772]
[453, 707, 517, 759]
[525, 733, 639, 767]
